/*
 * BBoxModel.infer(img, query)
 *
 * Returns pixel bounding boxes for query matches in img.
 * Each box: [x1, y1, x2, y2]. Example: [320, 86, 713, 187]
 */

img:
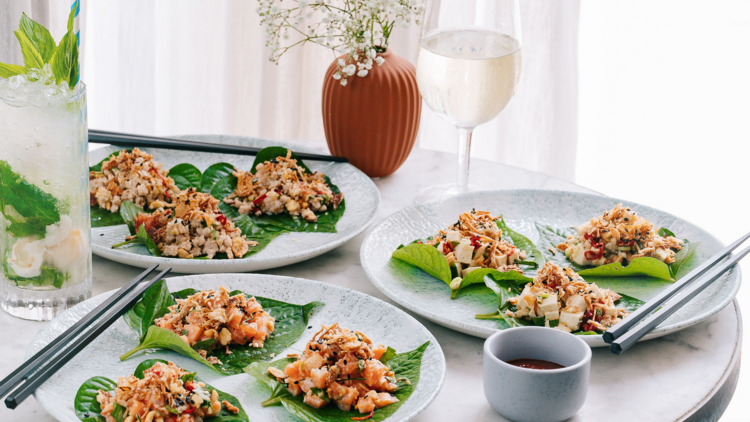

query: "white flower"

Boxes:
[357, 69, 368, 77]
[338, 58, 346, 66]
[344, 64, 356, 75]
[340, 78, 348, 86]
[375, 56, 385, 66]
[332, 72, 342, 80]
[299, 0, 308, 8]
[363, 30, 372, 39]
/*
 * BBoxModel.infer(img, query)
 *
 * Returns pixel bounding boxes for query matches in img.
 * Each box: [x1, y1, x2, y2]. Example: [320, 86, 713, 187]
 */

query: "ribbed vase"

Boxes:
[322, 49, 421, 178]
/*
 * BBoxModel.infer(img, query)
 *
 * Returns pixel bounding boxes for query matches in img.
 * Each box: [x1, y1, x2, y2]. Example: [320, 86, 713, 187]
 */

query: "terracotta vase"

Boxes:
[322, 49, 421, 178]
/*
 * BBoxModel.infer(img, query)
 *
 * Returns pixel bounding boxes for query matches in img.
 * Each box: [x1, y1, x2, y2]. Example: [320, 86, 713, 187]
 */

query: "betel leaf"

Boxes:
[0, 160, 60, 239]
[121, 286, 323, 375]
[245, 342, 430, 422]
[391, 243, 452, 285]
[123, 279, 173, 341]
[18, 13, 57, 63]
[76, 360, 248, 422]
[379, 347, 397, 364]
[452, 268, 532, 299]
[669, 240, 699, 280]
[201, 162, 236, 194]
[111, 225, 161, 257]
[578, 257, 674, 281]
[251, 146, 312, 175]
[232, 215, 286, 256]
[0, 63, 25, 78]
[172, 288, 324, 375]
[497, 217, 546, 269]
[534, 223, 580, 269]
[90, 206, 124, 228]
[169, 163, 202, 191]
[616, 293, 645, 313]
[118, 200, 144, 235]
[535, 221, 694, 282]
[73, 376, 117, 422]
[475, 275, 532, 329]
[119, 326, 217, 371]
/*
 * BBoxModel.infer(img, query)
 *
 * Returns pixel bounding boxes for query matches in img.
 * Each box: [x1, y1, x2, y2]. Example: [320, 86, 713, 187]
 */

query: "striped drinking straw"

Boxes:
[71, 0, 81, 85]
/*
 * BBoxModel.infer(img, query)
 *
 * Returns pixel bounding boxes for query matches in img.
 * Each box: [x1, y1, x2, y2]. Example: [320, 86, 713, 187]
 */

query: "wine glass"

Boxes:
[414, 0, 522, 203]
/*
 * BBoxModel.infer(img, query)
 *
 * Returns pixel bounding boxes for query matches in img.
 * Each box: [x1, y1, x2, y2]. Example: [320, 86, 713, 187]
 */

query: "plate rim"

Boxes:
[29, 273, 446, 422]
[360, 188, 742, 346]
[89, 136, 381, 271]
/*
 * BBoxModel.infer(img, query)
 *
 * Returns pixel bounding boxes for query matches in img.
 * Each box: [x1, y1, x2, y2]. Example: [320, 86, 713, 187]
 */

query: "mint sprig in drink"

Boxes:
[0, 3, 91, 321]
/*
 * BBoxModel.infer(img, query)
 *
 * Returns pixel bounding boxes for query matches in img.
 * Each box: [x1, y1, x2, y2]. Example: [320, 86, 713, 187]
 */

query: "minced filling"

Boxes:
[89, 148, 179, 213]
[424, 210, 526, 277]
[154, 286, 275, 364]
[133, 188, 256, 259]
[95, 361, 235, 422]
[223, 150, 343, 223]
[508, 262, 628, 333]
[267, 323, 401, 416]
[557, 203, 684, 266]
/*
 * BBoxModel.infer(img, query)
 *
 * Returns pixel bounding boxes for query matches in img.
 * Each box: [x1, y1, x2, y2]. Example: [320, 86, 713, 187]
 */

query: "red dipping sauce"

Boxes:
[506, 358, 565, 370]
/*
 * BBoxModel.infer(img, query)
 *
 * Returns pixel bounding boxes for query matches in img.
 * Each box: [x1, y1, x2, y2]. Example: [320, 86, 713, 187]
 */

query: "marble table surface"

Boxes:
[0, 146, 741, 422]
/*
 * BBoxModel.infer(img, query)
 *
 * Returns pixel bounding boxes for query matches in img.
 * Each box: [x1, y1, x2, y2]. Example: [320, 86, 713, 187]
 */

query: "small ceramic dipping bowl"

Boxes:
[483, 326, 592, 422]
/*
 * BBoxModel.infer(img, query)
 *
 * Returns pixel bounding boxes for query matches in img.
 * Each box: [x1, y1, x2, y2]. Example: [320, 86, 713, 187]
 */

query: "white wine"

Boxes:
[416, 29, 521, 128]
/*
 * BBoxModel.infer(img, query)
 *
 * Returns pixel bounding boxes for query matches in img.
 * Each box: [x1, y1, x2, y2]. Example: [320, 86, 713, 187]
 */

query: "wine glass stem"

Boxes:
[457, 127, 474, 192]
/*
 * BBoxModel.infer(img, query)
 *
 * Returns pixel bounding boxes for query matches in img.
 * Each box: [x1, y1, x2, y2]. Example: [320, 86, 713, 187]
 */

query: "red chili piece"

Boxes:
[442, 241, 454, 255]
[351, 410, 374, 421]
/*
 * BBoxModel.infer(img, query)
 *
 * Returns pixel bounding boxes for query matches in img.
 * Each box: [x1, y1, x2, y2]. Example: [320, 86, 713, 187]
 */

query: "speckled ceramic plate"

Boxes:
[89, 135, 380, 273]
[360, 189, 741, 347]
[28, 274, 445, 422]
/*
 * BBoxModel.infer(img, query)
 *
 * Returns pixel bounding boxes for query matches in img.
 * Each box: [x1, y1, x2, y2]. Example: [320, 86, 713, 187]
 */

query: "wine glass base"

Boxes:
[414, 183, 486, 204]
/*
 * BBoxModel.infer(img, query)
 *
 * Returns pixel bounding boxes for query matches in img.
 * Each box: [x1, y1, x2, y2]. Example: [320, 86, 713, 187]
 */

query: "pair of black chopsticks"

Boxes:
[605, 231, 750, 354]
[0, 265, 171, 409]
[88, 129, 349, 163]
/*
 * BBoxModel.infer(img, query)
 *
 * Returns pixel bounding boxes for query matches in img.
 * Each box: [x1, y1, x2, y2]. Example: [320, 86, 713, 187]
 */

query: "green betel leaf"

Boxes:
[231, 215, 286, 256]
[497, 217, 546, 269]
[0, 160, 60, 239]
[475, 275, 532, 329]
[578, 257, 674, 281]
[452, 268, 532, 299]
[90, 206, 125, 228]
[0, 62, 26, 78]
[111, 225, 161, 257]
[123, 279, 172, 341]
[616, 293, 645, 313]
[251, 147, 312, 175]
[669, 240, 699, 280]
[74, 376, 117, 422]
[201, 162, 236, 193]
[18, 13, 57, 63]
[14, 30, 44, 70]
[78, 359, 249, 422]
[119, 201, 145, 235]
[391, 243, 452, 285]
[119, 325, 217, 371]
[122, 287, 323, 375]
[169, 163, 202, 190]
[50, 31, 78, 87]
[534, 223, 581, 269]
[245, 342, 430, 422]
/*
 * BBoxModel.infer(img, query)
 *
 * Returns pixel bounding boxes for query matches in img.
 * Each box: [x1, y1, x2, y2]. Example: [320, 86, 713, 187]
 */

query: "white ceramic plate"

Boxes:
[28, 274, 445, 422]
[90, 135, 380, 273]
[360, 189, 741, 347]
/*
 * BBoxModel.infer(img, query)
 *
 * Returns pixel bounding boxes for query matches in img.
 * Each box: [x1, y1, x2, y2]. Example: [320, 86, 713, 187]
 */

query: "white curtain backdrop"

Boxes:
[0, 0, 579, 181]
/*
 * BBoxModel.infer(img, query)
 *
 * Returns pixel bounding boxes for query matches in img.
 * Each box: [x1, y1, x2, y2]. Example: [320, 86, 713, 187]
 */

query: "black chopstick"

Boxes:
[603, 231, 750, 344]
[3, 267, 172, 409]
[88, 129, 349, 163]
[610, 245, 750, 355]
[0, 264, 158, 401]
